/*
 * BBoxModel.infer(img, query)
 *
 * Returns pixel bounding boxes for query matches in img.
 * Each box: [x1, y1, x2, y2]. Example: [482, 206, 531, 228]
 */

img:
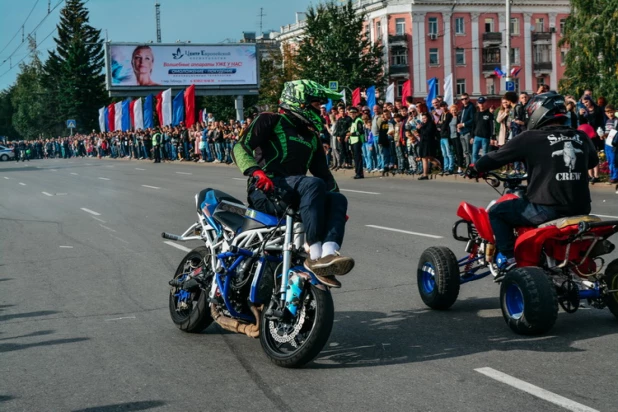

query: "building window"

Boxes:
[395, 18, 406, 35]
[456, 79, 466, 95]
[560, 48, 568, 65]
[376, 21, 382, 39]
[391, 48, 408, 65]
[510, 18, 520, 35]
[428, 17, 438, 35]
[486, 78, 495, 96]
[535, 17, 545, 32]
[534, 44, 551, 62]
[455, 17, 465, 34]
[429, 48, 439, 65]
[560, 18, 566, 35]
[509, 48, 519, 65]
[536, 77, 546, 90]
[485, 18, 494, 32]
[397, 81, 403, 98]
[512, 78, 520, 93]
[482, 47, 501, 64]
[455, 48, 465, 65]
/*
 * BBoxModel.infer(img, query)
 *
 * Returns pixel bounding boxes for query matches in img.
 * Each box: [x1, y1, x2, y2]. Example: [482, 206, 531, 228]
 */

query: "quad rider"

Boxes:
[232, 80, 354, 288]
[468, 92, 599, 270]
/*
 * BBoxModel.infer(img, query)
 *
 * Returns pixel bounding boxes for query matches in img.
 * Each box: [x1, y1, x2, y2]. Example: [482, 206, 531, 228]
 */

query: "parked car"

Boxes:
[0, 145, 15, 161]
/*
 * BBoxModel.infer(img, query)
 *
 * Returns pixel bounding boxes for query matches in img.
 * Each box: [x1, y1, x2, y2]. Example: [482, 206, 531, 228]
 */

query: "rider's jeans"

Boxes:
[489, 198, 562, 257]
[273, 175, 348, 247]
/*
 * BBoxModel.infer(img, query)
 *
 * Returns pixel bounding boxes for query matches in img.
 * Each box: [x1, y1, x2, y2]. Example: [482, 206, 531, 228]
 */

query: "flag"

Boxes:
[107, 103, 116, 132]
[144, 94, 154, 129]
[325, 98, 333, 113]
[443, 74, 453, 106]
[342, 89, 346, 105]
[114, 101, 123, 131]
[494, 67, 505, 78]
[129, 100, 136, 129]
[121, 99, 131, 131]
[510, 67, 521, 77]
[426, 77, 438, 111]
[162, 88, 172, 126]
[104, 106, 109, 132]
[351, 87, 361, 107]
[385, 82, 395, 104]
[133, 98, 144, 130]
[98, 107, 105, 133]
[401, 79, 412, 107]
[184, 84, 196, 127]
[172, 90, 185, 126]
[366, 86, 376, 116]
[198, 109, 204, 125]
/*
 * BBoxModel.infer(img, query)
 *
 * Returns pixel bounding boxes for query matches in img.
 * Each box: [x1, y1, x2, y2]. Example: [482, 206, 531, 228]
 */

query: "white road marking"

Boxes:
[18, 182, 26, 186]
[164, 241, 192, 252]
[106, 165, 114, 168]
[595, 214, 618, 219]
[56, 193, 67, 196]
[475, 367, 599, 412]
[50, 169, 57, 172]
[341, 189, 381, 195]
[98, 177, 110, 181]
[109, 234, 130, 244]
[85, 163, 92, 166]
[99, 224, 117, 233]
[59, 246, 73, 249]
[141, 185, 160, 189]
[366, 225, 443, 239]
[3, 177, 8, 179]
[176, 171, 192, 175]
[105, 316, 136, 321]
[42, 192, 53, 197]
[70, 172, 78, 175]
[80, 208, 101, 216]
[232, 178, 246, 181]
[91, 216, 106, 223]
[135, 168, 146, 171]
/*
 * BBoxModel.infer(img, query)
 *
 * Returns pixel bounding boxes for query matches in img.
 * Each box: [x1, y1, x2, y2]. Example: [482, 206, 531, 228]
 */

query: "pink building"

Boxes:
[279, 0, 571, 102]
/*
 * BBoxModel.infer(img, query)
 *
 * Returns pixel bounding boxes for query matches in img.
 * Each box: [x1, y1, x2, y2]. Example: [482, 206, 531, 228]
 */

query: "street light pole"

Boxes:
[505, 0, 512, 83]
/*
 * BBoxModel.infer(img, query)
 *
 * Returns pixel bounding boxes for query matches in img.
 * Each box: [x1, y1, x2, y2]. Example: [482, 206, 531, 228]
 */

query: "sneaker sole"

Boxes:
[304, 257, 355, 277]
[315, 275, 341, 288]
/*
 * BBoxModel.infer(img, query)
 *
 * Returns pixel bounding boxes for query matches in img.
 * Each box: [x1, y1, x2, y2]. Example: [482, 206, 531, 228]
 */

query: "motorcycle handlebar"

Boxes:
[161, 232, 182, 241]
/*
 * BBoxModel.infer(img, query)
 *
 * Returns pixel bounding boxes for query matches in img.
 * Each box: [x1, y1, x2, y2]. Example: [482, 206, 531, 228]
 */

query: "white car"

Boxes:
[0, 145, 15, 161]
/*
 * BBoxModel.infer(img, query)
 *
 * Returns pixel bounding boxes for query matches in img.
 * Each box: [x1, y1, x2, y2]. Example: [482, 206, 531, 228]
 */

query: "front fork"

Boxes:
[278, 214, 295, 307]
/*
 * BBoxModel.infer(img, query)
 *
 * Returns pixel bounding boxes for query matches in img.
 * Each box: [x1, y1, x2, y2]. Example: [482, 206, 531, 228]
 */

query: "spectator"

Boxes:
[457, 92, 475, 167]
[437, 101, 454, 175]
[471, 97, 494, 164]
[417, 112, 440, 181]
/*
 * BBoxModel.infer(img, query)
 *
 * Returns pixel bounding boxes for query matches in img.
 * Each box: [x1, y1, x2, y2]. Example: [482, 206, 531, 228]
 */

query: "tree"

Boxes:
[559, 0, 618, 102]
[43, 0, 107, 133]
[0, 87, 19, 140]
[257, 43, 299, 111]
[296, 0, 385, 90]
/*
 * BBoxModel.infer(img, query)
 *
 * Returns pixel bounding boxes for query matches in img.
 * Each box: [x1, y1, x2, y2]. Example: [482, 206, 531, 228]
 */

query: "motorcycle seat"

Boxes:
[212, 201, 275, 233]
[538, 215, 602, 229]
[196, 188, 244, 214]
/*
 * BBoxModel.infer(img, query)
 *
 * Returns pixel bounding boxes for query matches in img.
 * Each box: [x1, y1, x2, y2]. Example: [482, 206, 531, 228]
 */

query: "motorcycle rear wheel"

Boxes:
[168, 246, 213, 333]
[260, 284, 334, 368]
[417, 246, 461, 310]
[603, 259, 618, 320]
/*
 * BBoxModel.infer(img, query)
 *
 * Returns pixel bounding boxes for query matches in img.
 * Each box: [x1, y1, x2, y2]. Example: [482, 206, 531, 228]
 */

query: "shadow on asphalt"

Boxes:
[0, 278, 14, 282]
[72, 400, 166, 412]
[0, 337, 90, 354]
[0, 330, 55, 341]
[311, 297, 618, 369]
[0, 395, 14, 403]
[0, 310, 59, 322]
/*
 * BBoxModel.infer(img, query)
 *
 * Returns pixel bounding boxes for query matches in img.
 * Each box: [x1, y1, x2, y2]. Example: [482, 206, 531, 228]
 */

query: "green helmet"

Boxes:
[279, 80, 342, 130]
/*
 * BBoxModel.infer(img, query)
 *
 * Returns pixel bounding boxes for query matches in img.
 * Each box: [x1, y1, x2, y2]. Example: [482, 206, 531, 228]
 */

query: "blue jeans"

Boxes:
[440, 138, 454, 172]
[364, 143, 375, 170]
[171, 145, 177, 160]
[374, 141, 383, 169]
[471, 136, 489, 164]
[606, 145, 618, 181]
[183, 142, 190, 160]
[214, 142, 224, 161]
[489, 198, 561, 256]
[380, 145, 391, 169]
[141, 145, 148, 159]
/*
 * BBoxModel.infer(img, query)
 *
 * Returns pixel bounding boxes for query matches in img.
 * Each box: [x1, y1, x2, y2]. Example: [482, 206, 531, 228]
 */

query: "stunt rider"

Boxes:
[469, 92, 599, 270]
[232, 80, 354, 288]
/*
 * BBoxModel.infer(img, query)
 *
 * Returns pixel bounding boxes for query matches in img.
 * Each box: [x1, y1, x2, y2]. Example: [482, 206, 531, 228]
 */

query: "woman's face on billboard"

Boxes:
[132, 48, 154, 75]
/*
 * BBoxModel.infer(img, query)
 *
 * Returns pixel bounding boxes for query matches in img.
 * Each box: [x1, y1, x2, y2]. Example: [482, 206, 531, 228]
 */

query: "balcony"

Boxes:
[532, 32, 552, 44]
[389, 64, 410, 75]
[388, 34, 408, 46]
[482, 63, 500, 73]
[482, 32, 503, 46]
[534, 61, 552, 72]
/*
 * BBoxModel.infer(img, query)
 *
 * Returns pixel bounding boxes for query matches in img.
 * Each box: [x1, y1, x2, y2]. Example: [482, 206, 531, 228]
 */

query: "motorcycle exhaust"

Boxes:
[210, 304, 261, 338]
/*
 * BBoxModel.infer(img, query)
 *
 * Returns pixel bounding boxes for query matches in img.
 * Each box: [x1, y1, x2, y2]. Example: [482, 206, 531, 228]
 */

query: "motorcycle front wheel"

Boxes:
[260, 284, 334, 368]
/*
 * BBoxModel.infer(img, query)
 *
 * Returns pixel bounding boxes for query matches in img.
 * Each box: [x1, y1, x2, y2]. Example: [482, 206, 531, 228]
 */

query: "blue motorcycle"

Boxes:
[163, 187, 334, 368]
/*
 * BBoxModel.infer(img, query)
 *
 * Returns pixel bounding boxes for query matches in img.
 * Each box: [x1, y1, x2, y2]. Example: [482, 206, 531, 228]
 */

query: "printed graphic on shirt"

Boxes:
[551, 141, 584, 180]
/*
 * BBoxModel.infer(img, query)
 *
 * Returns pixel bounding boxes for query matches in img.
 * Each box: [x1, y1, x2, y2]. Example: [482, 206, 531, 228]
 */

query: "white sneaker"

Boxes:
[198, 159, 205, 163]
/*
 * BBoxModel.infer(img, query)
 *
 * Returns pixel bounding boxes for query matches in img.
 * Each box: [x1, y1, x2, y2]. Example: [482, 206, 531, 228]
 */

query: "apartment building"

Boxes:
[278, 0, 570, 100]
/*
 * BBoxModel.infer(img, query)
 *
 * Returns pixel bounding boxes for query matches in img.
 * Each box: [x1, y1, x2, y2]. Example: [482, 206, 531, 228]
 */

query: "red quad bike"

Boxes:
[417, 172, 618, 335]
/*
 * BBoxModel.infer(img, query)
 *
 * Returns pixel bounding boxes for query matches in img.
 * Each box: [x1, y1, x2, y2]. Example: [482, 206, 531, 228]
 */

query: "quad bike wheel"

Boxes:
[603, 259, 618, 320]
[500, 267, 558, 335]
[417, 246, 461, 310]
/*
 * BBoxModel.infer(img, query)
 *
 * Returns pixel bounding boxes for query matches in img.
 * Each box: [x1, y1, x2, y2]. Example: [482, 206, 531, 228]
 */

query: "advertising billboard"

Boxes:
[105, 43, 258, 93]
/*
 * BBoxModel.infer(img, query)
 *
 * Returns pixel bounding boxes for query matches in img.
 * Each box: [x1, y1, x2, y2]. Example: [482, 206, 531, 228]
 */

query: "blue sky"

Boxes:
[0, 0, 314, 90]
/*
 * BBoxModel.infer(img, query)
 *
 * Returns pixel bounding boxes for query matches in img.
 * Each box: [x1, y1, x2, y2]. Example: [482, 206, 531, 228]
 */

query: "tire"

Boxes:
[499, 267, 558, 335]
[603, 259, 618, 320]
[417, 246, 461, 310]
[260, 284, 334, 368]
[168, 246, 213, 333]
[0, 154, 8, 161]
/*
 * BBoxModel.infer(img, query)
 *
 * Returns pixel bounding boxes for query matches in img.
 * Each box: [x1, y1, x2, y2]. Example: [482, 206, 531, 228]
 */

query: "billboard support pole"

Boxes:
[235, 95, 244, 122]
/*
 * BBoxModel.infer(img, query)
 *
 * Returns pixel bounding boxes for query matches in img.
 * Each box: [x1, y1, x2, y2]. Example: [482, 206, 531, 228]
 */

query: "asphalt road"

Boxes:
[1, 157, 617, 412]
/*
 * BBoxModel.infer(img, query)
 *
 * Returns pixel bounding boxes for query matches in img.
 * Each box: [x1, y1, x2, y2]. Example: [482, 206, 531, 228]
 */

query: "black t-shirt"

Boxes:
[378, 120, 391, 147]
[475, 126, 599, 215]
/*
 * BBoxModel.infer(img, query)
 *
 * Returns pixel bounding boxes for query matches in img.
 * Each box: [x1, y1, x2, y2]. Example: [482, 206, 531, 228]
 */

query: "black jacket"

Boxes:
[473, 109, 494, 139]
[438, 112, 453, 139]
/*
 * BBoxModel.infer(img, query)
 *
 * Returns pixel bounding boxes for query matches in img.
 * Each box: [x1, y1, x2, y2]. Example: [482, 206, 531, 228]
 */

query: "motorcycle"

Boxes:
[417, 172, 618, 335]
[163, 187, 334, 368]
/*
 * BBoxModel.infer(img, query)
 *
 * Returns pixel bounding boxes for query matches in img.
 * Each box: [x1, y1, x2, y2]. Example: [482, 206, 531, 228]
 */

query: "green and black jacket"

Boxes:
[233, 112, 339, 192]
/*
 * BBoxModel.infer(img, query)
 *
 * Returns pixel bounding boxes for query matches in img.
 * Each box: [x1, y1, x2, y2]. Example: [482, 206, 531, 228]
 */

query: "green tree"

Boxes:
[11, 36, 47, 139]
[296, 0, 385, 90]
[0, 87, 19, 140]
[559, 0, 618, 101]
[257, 43, 299, 111]
[43, 0, 107, 133]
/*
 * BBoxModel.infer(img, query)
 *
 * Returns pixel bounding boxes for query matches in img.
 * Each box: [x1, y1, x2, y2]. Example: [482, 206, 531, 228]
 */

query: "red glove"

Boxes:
[252, 170, 274, 192]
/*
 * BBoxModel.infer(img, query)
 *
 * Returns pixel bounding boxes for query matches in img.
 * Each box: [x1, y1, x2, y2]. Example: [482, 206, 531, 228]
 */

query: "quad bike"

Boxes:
[417, 172, 618, 335]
